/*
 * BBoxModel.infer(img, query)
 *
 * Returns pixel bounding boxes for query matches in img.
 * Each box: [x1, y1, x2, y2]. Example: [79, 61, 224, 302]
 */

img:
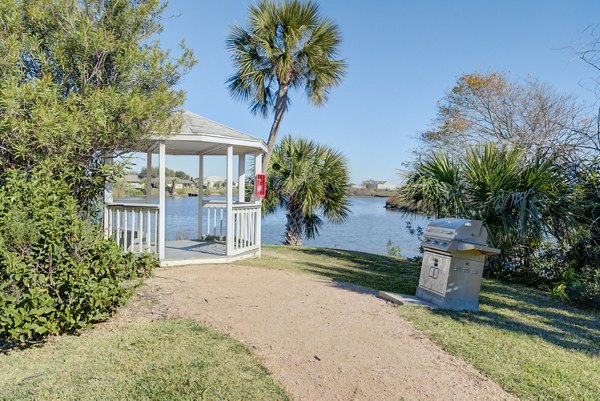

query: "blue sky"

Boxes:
[141, 0, 600, 183]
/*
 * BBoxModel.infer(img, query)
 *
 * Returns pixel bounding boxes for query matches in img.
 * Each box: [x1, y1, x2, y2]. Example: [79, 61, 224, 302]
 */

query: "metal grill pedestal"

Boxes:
[415, 219, 500, 312]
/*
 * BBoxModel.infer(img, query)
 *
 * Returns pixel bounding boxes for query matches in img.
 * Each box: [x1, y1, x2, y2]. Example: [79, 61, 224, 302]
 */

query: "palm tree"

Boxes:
[264, 136, 350, 246]
[226, 0, 346, 172]
[396, 144, 576, 267]
[462, 144, 575, 254]
[394, 151, 465, 218]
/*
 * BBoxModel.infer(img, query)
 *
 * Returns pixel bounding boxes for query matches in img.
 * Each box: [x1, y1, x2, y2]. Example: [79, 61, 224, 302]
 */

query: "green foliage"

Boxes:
[398, 146, 561, 258]
[0, 0, 195, 208]
[532, 239, 600, 308]
[227, 0, 346, 116]
[140, 166, 191, 180]
[394, 151, 464, 217]
[463, 145, 575, 255]
[227, 0, 346, 171]
[264, 136, 350, 246]
[397, 144, 600, 307]
[0, 168, 157, 345]
[398, 144, 574, 252]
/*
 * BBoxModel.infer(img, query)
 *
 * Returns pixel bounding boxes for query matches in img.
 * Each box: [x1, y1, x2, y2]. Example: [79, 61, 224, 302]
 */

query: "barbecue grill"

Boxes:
[416, 218, 500, 312]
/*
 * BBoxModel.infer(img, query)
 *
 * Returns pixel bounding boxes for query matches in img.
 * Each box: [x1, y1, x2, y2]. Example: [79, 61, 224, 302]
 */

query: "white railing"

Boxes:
[203, 200, 226, 240]
[201, 200, 261, 255]
[231, 203, 261, 255]
[104, 203, 159, 254]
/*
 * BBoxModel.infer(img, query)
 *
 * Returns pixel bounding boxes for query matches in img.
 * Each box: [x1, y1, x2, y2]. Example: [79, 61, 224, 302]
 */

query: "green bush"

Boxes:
[527, 240, 600, 308]
[0, 168, 158, 345]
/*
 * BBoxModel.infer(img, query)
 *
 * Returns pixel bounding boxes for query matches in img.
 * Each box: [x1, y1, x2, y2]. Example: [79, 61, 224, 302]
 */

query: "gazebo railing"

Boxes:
[104, 203, 159, 254]
[103, 200, 260, 258]
[203, 200, 226, 240]
[231, 203, 261, 255]
[202, 200, 261, 254]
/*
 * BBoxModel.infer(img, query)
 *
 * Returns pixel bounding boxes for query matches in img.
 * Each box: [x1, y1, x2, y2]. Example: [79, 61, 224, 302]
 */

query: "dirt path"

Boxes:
[123, 264, 514, 401]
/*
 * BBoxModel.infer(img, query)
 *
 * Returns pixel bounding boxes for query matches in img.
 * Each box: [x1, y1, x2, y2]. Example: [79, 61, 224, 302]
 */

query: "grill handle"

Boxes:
[455, 242, 501, 255]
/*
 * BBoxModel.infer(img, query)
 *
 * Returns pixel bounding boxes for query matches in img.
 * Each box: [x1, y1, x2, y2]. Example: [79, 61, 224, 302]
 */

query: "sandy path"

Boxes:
[125, 264, 514, 401]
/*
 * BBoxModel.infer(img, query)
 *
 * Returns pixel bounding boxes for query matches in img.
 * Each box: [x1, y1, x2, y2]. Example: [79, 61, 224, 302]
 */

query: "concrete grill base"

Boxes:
[378, 291, 438, 309]
[416, 287, 480, 312]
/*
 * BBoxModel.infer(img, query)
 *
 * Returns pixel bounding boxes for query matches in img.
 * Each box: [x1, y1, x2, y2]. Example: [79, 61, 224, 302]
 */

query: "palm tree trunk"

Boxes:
[262, 84, 289, 173]
[284, 199, 303, 246]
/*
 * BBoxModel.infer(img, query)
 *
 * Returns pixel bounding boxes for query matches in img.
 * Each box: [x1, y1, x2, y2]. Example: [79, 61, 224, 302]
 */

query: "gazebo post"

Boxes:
[158, 141, 166, 260]
[238, 153, 246, 202]
[255, 152, 263, 256]
[145, 149, 152, 203]
[198, 154, 204, 240]
[226, 145, 234, 256]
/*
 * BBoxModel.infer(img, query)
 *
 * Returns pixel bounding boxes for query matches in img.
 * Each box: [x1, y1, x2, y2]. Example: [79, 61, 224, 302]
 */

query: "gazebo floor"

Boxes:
[160, 239, 259, 267]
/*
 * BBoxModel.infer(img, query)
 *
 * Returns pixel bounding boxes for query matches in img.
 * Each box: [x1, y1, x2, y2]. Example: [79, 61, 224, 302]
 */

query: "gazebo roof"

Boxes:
[149, 110, 267, 155]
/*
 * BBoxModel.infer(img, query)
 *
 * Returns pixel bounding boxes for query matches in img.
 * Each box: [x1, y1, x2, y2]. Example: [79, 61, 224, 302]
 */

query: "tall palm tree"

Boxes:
[264, 136, 349, 246]
[226, 0, 346, 172]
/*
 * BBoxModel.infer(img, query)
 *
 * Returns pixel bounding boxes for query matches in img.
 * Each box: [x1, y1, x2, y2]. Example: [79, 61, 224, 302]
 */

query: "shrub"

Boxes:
[0, 168, 157, 345]
[527, 240, 600, 308]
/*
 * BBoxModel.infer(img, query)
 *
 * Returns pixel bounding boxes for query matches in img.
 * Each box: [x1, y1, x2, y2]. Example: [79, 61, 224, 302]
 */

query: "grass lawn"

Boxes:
[247, 245, 421, 295]
[0, 320, 287, 401]
[244, 246, 600, 400]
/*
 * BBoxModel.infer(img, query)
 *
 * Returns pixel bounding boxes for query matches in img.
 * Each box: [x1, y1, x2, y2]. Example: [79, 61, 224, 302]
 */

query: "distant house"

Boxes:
[363, 179, 397, 191]
[363, 179, 380, 190]
[376, 181, 397, 191]
[124, 173, 143, 189]
[175, 179, 195, 189]
[204, 175, 224, 189]
[150, 177, 195, 190]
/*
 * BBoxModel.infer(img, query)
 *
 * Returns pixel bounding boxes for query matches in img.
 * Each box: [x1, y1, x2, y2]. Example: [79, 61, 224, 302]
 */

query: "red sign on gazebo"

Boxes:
[255, 173, 266, 198]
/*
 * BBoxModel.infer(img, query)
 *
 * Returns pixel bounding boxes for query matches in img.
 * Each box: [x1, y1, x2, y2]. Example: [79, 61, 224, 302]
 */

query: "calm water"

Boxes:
[117, 196, 429, 257]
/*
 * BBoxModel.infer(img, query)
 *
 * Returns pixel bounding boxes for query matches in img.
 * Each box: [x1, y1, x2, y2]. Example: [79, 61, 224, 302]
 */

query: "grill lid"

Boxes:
[421, 218, 500, 255]
[424, 218, 486, 243]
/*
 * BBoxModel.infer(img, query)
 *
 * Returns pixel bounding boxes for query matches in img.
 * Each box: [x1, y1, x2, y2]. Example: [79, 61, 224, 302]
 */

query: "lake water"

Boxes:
[117, 196, 429, 257]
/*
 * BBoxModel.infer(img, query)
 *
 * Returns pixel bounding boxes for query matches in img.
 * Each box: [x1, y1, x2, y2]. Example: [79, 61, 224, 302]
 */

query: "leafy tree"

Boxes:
[174, 170, 190, 180]
[140, 166, 190, 180]
[264, 136, 349, 246]
[0, 0, 196, 209]
[419, 73, 589, 163]
[226, 0, 346, 172]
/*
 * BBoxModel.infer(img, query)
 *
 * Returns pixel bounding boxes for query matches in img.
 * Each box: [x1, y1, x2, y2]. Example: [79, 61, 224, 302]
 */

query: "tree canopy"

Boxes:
[419, 73, 590, 163]
[0, 0, 195, 207]
[264, 136, 349, 246]
[139, 166, 191, 180]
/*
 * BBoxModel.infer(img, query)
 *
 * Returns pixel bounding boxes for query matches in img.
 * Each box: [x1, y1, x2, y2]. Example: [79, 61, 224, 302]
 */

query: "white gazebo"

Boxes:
[103, 110, 267, 267]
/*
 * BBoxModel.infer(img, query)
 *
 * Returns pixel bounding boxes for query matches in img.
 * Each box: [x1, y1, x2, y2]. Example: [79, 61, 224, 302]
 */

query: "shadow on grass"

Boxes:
[262, 246, 599, 356]
[292, 247, 420, 295]
[431, 280, 600, 355]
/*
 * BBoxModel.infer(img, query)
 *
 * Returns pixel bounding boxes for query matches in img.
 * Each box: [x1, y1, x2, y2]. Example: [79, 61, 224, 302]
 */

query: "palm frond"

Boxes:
[226, 0, 345, 116]
[267, 135, 350, 242]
